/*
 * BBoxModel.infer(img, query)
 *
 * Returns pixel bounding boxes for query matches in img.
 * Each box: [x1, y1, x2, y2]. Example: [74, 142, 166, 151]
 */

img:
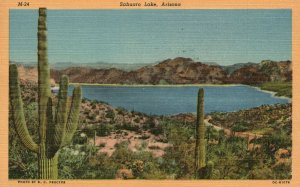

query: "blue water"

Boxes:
[70, 85, 290, 115]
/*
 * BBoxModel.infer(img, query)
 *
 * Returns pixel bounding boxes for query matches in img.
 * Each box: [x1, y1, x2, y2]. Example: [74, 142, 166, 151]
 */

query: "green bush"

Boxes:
[72, 131, 88, 145]
[95, 123, 113, 137]
[105, 109, 115, 119]
[232, 122, 250, 132]
[134, 117, 140, 123]
[118, 123, 141, 132]
[150, 125, 163, 135]
[81, 126, 96, 138]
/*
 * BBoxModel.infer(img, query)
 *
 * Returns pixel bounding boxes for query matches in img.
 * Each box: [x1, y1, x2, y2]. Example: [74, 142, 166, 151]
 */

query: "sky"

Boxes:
[10, 9, 291, 66]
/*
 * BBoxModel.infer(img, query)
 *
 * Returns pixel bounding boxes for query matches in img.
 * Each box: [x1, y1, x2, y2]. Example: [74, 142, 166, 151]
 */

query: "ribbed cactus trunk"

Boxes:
[37, 7, 53, 179]
[195, 88, 206, 179]
[9, 8, 81, 179]
[38, 152, 58, 179]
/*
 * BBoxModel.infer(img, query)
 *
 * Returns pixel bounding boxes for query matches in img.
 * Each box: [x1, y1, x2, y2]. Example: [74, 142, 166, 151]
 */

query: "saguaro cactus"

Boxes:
[9, 8, 81, 179]
[194, 88, 206, 179]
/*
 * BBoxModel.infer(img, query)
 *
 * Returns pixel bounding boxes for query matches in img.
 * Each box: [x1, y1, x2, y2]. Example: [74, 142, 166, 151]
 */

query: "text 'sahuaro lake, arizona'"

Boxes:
[69, 85, 290, 115]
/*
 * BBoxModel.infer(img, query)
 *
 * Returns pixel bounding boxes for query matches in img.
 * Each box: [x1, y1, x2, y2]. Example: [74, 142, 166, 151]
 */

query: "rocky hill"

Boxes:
[227, 60, 292, 84]
[15, 58, 292, 85]
[125, 57, 227, 84]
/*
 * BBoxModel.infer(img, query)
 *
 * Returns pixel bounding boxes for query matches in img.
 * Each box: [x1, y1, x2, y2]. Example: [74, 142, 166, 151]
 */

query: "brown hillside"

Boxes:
[15, 58, 291, 85]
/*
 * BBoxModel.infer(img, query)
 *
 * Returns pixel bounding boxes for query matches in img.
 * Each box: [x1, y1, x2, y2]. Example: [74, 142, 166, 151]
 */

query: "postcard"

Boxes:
[0, 0, 299, 186]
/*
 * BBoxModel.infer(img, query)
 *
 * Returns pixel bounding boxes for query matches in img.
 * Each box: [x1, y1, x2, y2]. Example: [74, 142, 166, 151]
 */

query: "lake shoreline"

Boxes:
[69, 83, 242, 87]
[253, 86, 292, 101]
[68, 82, 292, 101]
[66, 83, 290, 115]
[240, 84, 292, 101]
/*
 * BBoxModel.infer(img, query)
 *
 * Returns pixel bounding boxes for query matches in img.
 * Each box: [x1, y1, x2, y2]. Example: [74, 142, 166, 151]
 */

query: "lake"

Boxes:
[70, 85, 290, 115]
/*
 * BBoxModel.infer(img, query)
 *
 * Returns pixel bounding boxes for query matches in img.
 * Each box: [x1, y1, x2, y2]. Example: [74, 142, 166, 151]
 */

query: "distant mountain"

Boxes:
[51, 57, 227, 84]
[14, 58, 292, 85]
[51, 67, 127, 84]
[12, 61, 154, 71]
[221, 62, 258, 74]
[202, 61, 220, 66]
[52, 61, 155, 71]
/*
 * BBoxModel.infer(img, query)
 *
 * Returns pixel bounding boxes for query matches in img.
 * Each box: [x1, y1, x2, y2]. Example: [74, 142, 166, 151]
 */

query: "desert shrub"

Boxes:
[115, 129, 122, 134]
[206, 126, 220, 141]
[84, 153, 118, 179]
[150, 125, 163, 135]
[81, 97, 88, 103]
[95, 123, 113, 136]
[122, 123, 141, 132]
[248, 165, 274, 179]
[81, 126, 96, 138]
[257, 129, 291, 157]
[142, 161, 168, 179]
[88, 113, 97, 121]
[72, 131, 88, 145]
[115, 168, 134, 179]
[143, 117, 164, 135]
[136, 141, 148, 151]
[58, 146, 88, 179]
[130, 160, 144, 178]
[116, 107, 126, 115]
[105, 109, 115, 119]
[9, 146, 38, 179]
[112, 141, 134, 165]
[91, 104, 97, 109]
[123, 131, 129, 136]
[232, 122, 250, 132]
[134, 117, 140, 123]
[143, 117, 156, 130]
[161, 120, 195, 179]
[99, 143, 106, 148]
[272, 162, 292, 179]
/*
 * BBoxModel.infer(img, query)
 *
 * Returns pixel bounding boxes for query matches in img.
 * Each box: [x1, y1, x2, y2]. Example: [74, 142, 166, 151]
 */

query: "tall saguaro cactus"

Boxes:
[9, 8, 81, 179]
[194, 88, 206, 179]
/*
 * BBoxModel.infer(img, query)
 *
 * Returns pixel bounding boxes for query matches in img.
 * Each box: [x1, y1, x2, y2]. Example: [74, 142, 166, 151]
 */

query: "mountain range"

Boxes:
[14, 57, 292, 85]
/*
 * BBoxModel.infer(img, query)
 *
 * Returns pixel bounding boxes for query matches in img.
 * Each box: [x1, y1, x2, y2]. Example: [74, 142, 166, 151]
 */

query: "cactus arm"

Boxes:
[62, 86, 82, 146]
[38, 8, 51, 145]
[45, 76, 69, 157]
[9, 64, 39, 153]
[52, 76, 69, 149]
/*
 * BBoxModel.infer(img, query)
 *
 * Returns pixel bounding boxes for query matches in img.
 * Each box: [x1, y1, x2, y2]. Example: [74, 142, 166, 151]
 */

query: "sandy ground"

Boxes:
[90, 130, 170, 157]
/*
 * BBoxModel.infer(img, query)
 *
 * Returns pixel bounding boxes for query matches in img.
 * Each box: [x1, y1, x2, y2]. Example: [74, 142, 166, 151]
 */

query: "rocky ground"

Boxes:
[208, 103, 292, 135]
